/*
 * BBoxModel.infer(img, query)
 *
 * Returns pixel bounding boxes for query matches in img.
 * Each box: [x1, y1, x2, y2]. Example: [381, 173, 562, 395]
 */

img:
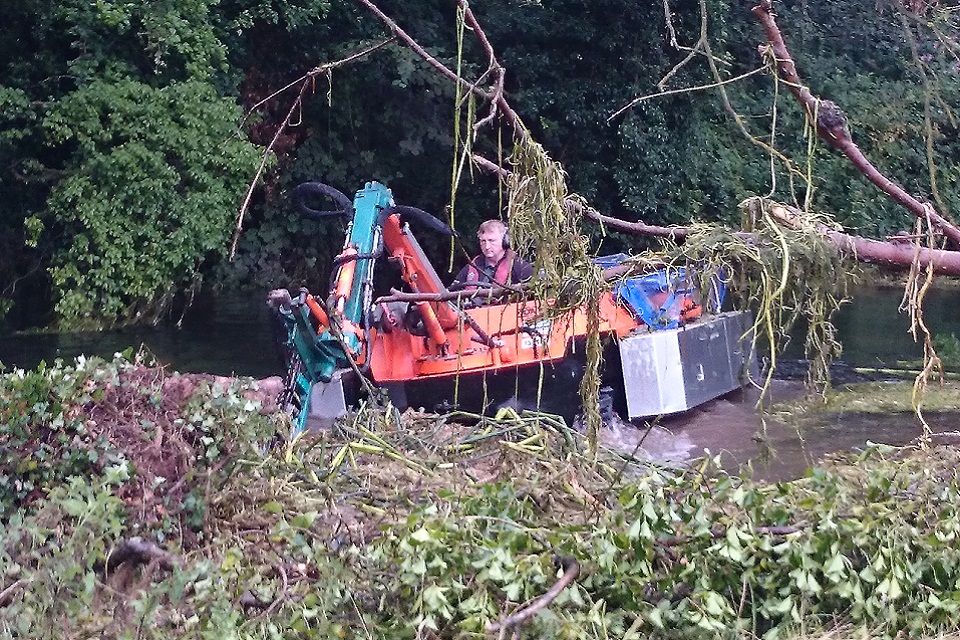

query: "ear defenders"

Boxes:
[502, 228, 510, 250]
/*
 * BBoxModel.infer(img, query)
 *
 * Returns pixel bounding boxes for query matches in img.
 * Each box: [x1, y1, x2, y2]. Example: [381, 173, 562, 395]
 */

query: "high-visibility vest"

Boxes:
[463, 251, 518, 289]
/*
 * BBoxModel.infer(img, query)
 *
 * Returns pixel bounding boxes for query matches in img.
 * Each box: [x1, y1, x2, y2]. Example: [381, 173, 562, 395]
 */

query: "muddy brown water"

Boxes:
[599, 380, 959, 481]
[2, 287, 959, 481]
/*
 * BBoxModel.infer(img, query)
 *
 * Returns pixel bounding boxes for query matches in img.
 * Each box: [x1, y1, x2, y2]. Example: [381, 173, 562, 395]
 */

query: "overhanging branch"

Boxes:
[758, 198, 960, 276]
[752, 0, 960, 248]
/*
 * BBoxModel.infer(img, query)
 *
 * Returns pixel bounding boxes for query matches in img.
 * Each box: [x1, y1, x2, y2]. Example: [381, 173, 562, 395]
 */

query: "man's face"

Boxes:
[478, 229, 506, 264]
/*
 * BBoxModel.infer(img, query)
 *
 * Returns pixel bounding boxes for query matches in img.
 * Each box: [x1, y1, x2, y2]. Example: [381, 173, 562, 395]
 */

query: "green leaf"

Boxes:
[290, 511, 317, 529]
[262, 501, 283, 514]
[61, 498, 88, 517]
[410, 527, 433, 543]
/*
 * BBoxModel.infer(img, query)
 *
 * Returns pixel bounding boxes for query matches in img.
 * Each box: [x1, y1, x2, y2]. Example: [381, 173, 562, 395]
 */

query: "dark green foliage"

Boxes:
[1, 0, 958, 325]
[0, 0, 263, 327]
[933, 332, 960, 369]
[43, 79, 260, 324]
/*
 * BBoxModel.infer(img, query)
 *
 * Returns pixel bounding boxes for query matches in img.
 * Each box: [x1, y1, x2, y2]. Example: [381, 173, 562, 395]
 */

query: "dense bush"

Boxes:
[3, 357, 960, 638]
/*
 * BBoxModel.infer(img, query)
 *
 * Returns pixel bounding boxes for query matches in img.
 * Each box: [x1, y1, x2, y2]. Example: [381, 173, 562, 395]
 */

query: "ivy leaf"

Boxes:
[410, 527, 433, 543]
[262, 501, 283, 514]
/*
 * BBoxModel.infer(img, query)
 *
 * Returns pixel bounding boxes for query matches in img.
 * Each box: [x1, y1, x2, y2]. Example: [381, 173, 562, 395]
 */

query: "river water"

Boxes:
[0, 292, 283, 379]
[1, 285, 958, 479]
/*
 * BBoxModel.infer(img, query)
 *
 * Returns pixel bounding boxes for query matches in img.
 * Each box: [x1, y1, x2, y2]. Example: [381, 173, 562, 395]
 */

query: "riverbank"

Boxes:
[3, 354, 960, 637]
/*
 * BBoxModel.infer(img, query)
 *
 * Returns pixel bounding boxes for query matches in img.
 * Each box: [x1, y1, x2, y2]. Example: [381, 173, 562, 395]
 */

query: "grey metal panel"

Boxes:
[679, 315, 739, 408]
[305, 370, 348, 430]
[619, 311, 756, 418]
[724, 310, 759, 383]
[619, 329, 688, 417]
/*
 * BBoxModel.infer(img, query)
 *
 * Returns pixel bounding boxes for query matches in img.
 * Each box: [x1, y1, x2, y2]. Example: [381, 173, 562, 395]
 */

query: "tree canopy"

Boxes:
[0, 0, 957, 327]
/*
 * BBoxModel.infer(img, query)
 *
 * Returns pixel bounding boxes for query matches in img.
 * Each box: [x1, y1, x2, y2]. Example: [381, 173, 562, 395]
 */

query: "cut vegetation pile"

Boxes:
[2, 354, 960, 639]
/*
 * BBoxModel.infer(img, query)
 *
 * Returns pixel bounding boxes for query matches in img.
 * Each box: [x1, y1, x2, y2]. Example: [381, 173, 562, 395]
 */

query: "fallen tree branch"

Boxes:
[0, 579, 30, 607]
[476, 152, 960, 278]
[759, 198, 960, 276]
[752, 0, 960, 247]
[486, 556, 580, 636]
[581, 208, 690, 241]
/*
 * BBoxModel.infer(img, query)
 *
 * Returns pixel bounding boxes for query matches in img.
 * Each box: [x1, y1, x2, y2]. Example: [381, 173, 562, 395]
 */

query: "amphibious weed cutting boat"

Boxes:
[268, 181, 758, 433]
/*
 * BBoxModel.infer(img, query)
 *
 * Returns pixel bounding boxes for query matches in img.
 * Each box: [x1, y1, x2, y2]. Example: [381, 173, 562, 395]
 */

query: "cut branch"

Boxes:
[376, 287, 517, 304]
[486, 556, 580, 635]
[373, 260, 637, 305]
[0, 579, 30, 607]
[752, 0, 960, 247]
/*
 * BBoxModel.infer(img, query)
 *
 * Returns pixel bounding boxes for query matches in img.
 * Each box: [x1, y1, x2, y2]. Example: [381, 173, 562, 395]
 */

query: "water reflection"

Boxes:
[601, 381, 958, 482]
[0, 292, 283, 379]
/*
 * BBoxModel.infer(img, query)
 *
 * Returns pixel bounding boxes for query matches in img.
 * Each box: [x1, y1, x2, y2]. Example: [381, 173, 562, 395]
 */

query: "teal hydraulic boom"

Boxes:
[272, 181, 394, 433]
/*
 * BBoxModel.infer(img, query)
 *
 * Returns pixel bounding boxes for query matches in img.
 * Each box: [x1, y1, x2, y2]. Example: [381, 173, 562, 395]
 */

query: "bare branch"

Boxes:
[357, 0, 525, 136]
[235, 38, 395, 136]
[229, 39, 394, 259]
[356, 0, 474, 93]
[376, 287, 516, 304]
[230, 82, 308, 259]
[608, 66, 768, 123]
[486, 556, 580, 634]
[579, 207, 689, 241]
[459, 1, 517, 133]
[473, 153, 691, 240]
[658, 0, 709, 91]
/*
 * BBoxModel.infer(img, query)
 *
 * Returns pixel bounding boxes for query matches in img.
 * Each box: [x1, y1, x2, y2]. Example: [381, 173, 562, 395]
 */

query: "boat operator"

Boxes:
[452, 219, 533, 290]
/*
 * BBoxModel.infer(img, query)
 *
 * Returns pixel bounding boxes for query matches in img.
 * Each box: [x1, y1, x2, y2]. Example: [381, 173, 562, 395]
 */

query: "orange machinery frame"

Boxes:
[367, 212, 641, 383]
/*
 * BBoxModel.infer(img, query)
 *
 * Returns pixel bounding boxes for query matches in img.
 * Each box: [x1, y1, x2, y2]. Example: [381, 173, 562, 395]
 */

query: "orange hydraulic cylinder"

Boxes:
[333, 246, 358, 314]
[304, 294, 329, 332]
[415, 301, 448, 348]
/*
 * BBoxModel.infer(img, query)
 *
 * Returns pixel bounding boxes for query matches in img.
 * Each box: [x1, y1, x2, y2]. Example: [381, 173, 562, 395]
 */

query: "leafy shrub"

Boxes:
[0, 356, 126, 517]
